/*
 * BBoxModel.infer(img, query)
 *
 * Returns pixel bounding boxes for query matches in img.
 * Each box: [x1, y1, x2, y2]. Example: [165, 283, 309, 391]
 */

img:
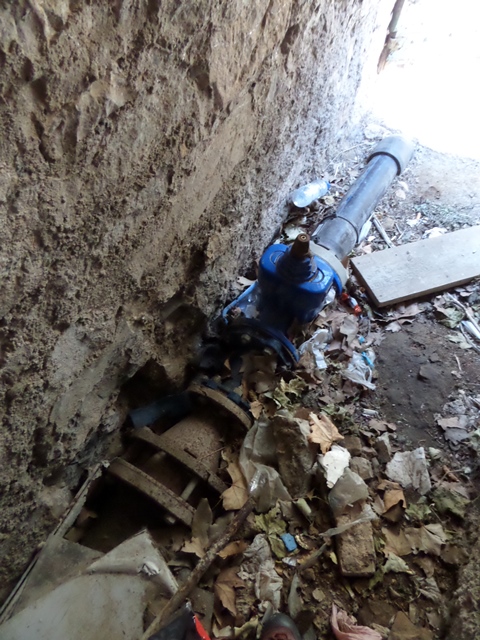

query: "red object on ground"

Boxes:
[193, 615, 211, 640]
[340, 292, 362, 316]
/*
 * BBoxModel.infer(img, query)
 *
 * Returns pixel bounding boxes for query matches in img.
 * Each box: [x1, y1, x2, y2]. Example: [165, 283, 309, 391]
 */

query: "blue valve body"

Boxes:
[257, 243, 341, 331]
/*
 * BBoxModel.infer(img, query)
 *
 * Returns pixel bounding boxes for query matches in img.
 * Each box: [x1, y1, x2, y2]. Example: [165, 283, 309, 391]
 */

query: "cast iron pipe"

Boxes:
[312, 135, 415, 261]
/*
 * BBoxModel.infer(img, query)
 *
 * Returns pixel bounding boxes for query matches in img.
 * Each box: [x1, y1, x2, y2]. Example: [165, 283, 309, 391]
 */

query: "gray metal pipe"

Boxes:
[312, 135, 415, 261]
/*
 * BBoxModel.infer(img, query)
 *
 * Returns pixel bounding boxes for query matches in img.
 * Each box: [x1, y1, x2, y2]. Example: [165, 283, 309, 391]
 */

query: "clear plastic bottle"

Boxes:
[290, 179, 330, 208]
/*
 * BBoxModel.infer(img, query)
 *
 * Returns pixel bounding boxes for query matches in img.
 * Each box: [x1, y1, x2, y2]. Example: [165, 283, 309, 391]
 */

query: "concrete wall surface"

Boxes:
[0, 0, 388, 598]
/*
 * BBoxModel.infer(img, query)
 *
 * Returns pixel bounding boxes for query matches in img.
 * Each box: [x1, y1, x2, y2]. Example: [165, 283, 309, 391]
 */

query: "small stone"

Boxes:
[428, 447, 442, 460]
[343, 435, 363, 456]
[418, 364, 436, 381]
[350, 456, 374, 480]
[312, 587, 325, 602]
[375, 433, 392, 464]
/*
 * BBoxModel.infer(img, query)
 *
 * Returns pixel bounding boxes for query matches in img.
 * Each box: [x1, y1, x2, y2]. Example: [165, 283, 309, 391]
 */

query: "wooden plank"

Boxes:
[108, 458, 194, 526]
[351, 225, 480, 307]
[131, 427, 228, 495]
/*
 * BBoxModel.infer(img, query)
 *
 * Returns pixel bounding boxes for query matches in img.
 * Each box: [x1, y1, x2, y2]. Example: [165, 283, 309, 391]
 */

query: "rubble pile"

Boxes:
[170, 278, 480, 640]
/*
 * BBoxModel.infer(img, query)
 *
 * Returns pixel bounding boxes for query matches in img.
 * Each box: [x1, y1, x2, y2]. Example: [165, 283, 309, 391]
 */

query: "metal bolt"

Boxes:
[291, 233, 310, 258]
[241, 334, 252, 344]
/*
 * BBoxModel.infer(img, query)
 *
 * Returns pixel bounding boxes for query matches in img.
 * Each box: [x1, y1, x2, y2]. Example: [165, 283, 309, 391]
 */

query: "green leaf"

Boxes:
[432, 487, 470, 519]
[383, 553, 414, 575]
[405, 501, 432, 523]
[255, 507, 287, 536]
[438, 307, 465, 328]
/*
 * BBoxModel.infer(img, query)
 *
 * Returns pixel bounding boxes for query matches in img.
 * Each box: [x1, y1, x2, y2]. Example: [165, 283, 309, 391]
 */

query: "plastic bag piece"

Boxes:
[239, 419, 291, 512]
[148, 603, 210, 640]
[342, 351, 376, 390]
[328, 469, 369, 517]
[331, 603, 382, 640]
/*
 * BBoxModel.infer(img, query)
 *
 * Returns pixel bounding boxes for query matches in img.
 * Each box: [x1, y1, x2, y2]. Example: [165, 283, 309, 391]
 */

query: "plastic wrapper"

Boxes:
[239, 419, 291, 513]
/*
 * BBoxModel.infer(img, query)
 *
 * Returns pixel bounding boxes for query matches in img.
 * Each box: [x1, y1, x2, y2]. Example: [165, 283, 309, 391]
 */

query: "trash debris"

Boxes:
[298, 328, 330, 376]
[423, 227, 447, 239]
[319, 445, 351, 488]
[280, 533, 298, 552]
[239, 420, 291, 512]
[290, 178, 330, 208]
[342, 351, 376, 390]
[462, 319, 480, 341]
[328, 469, 369, 516]
[331, 603, 382, 640]
[386, 448, 431, 495]
[237, 534, 283, 610]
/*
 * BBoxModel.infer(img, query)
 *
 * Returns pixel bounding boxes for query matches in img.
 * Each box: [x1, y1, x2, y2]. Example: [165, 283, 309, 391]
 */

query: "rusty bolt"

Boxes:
[291, 233, 310, 258]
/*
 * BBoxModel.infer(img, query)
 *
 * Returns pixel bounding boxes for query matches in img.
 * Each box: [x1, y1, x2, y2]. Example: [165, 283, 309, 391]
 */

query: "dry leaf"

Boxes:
[218, 540, 249, 559]
[384, 487, 406, 512]
[181, 536, 206, 558]
[221, 460, 249, 510]
[382, 528, 412, 557]
[392, 303, 424, 320]
[404, 524, 446, 556]
[309, 412, 344, 453]
[369, 419, 396, 433]
[214, 567, 244, 616]
[250, 400, 263, 420]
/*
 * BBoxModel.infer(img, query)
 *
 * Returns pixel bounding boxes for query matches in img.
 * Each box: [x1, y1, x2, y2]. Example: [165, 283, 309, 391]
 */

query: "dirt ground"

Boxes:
[325, 125, 480, 638]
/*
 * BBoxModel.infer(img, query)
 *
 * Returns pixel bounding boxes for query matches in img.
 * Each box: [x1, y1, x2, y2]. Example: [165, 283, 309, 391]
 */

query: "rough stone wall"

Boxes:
[0, 0, 387, 598]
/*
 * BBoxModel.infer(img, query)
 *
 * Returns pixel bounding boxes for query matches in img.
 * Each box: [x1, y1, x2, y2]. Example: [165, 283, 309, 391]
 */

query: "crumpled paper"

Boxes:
[298, 328, 330, 376]
[342, 351, 376, 390]
[319, 444, 351, 488]
[386, 447, 431, 495]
